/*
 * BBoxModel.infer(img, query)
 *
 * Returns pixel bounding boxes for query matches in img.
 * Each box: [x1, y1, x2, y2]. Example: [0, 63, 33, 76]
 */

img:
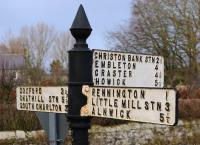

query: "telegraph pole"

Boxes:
[68, 4, 92, 145]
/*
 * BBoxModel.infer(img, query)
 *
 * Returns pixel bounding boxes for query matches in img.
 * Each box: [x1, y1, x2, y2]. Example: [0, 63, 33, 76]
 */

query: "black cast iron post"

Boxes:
[68, 5, 92, 145]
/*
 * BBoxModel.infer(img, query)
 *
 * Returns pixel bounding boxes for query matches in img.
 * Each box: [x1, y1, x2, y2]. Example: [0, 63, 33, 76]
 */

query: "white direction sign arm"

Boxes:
[16, 86, 68, 113]
[92, 49, 164, 88]
[81, 85, 178, 126]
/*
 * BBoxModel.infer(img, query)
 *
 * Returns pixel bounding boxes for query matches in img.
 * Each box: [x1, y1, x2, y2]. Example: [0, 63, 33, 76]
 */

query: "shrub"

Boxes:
[0, 104, 41, 131]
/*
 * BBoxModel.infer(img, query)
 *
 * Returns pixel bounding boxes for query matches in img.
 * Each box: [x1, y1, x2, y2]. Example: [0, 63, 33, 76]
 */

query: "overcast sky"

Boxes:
[0, 0, 132, 49]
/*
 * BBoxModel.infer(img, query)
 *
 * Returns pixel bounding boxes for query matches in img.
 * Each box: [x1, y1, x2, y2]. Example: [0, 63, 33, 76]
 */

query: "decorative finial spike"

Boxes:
[71, 4, 91, 29]
[70, 4, 92, 49]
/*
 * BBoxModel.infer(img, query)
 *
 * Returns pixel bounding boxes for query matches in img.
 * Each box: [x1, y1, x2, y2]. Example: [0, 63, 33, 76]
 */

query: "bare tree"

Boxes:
[52, 31, 75, 70]
[1, 32, 25, 55]
[0, 23, 74, 85]
[20, 23, 56, 69]
[108, 0, 200, 86]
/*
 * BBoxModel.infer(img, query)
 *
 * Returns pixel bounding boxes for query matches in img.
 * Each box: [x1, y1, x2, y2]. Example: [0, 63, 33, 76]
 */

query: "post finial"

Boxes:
[70, 4, 92, 49]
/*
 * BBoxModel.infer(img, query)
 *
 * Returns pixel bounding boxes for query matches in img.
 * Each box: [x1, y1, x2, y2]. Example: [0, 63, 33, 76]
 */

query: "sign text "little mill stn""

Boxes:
[92, 50, 164, 88]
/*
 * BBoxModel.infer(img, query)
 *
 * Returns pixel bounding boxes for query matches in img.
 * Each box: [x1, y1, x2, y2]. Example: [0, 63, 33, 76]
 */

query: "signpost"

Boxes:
[16, 86, 68, 113]
[81, 85, 177, 125]
[93, 50, 164, 88]
[15, 4, 178, 145]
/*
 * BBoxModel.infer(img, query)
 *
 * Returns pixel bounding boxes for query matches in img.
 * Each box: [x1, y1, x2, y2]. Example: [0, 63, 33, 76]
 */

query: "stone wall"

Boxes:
[1, 120, 200, 145]
[88, 120, 200, 145]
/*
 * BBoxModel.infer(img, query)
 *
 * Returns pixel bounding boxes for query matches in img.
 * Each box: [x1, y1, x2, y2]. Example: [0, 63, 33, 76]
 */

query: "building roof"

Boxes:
[0, 54, 25, 70]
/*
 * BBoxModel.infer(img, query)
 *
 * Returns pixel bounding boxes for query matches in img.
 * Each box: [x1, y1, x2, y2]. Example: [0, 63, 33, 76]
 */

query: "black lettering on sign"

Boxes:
[152, 57, 155, 63]
[103, 53, 107, 60]
[32, 103, 34, 110]
[94, 51, 98, 59]
[155, 65, 158, 70]
[122, 99, 126, 108]
[134, 90, 137, 98]
[99, 98, 103, 106]
[98, 108, 101, 116]
[107, 61, 111, 68]
[155, 72, 158, 78]
[95, 78, 99, 85]
[123, 70, 127, 77]
[141, 90, 145, 99]
[61, 88, 64, 95]
[104, 98, 108, 106]
[117, 79, 120, 85]
[61, 96, 66, 103]
[113, 70, 116, 77]
[49, 96, 59, 103]
[92, 107, 95, 115]
[117, 90, 121, 98]
[101, 61, 105, 68]
[145, 101, 149, 110]
[120, 110, 124, 118]
[114, 99, 118, 108]
[137, 100, 141, 109]
[102, 89, 105, 97]
[118, 62, 121, 69]
[109, 99, 112, 107]
[155, 80, 158, 86]
[131, 100, 136, 109]
[113, 62, 117, 69]
[128, 89, 132, 98]
[114, 54, 118, 60]
[97, 89, 100, 97]
[92, 98, 96, 106]
[156, 57, 159, 63]
[133, 63, 136, 69]
[166, 91, 169, 101]
[95, 70, 98, 76]
[103, 108, 107, 116]
[126, 110, 131, 119]
[107, 89, 111, 97]
[39, 88, 42, 94]
[166, 116, 170, 123]
[115, 109, 118, 118]
[122, 79, 126, 85]
[118, 70, 122, 77]
[127, 100, 130, 108]
[129, 71, 132, 77]
[109, 109, 113, 117]
[128, 55, 131, 61]
[122, 90, 126, 98]
[101, 78, 105, 85]
[157, 102, 162, 111]
[107, 78, 111, 85]
[151, 101, 155, 110]
[95, 60, 99, 68]
[99, 52, 102, 59]
[110, 53, 113, 60]
[123, 62, 126, 69]
[165, 102, 170, 112]
[107, 70, 110, 77]
[101, 69, 105, 76]
[160, 113, 164, 122]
